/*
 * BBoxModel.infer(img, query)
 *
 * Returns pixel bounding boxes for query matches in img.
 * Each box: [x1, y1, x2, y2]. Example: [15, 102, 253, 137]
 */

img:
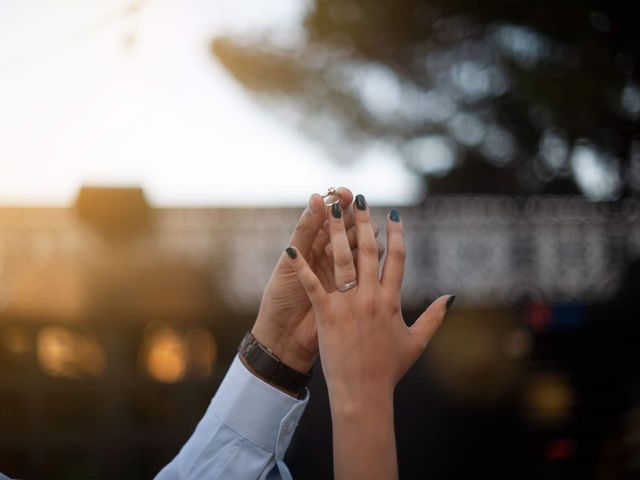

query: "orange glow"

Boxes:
[524, 372, 575, 426]
[140, 323, 217, 383]
[37, 326, 105, 378]
[141, 325, 187, 383]
[9, 261, 89, 323]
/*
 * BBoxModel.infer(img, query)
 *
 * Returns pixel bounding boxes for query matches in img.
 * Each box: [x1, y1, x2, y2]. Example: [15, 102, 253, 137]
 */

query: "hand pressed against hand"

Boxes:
[251, 188, 384, 374]
[287, 194, 453, 480]
[286, 196, 454, 402]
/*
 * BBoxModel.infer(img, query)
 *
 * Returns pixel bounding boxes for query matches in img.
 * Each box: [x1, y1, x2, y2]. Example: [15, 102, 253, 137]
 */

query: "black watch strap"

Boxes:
[238, 331, 312, 395]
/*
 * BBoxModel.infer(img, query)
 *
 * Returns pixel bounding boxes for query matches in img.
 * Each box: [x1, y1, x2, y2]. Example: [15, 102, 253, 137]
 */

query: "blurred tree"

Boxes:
[211, 0, 639, 200]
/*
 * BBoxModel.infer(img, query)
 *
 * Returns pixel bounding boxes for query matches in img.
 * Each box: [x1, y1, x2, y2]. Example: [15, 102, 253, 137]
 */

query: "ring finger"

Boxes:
[328, 203, 357, 290]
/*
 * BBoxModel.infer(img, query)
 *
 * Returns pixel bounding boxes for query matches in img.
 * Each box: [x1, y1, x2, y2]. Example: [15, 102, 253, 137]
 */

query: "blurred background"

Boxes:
[1, 0, 639, 479]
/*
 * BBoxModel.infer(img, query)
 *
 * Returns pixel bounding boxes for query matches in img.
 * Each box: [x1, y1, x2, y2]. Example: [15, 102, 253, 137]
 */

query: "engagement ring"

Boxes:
[322, 187, 341, 206]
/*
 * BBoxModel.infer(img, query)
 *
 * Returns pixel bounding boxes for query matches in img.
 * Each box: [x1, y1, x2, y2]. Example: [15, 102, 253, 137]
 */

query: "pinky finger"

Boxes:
[285, 246, 329, 309]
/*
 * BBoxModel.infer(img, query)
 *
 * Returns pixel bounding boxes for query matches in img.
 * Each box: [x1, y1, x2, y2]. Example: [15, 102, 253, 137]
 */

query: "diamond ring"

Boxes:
[322, 187, 341, 206]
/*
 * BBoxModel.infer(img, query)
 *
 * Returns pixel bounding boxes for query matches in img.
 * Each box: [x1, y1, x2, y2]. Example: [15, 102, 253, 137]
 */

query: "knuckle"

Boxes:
[356, 215, 372, 227]
[379, 289, 396, 307]
[388, 222, 404, 236]
[293, 220, 312, 238]
[359, 241, 379, 257]
[306, 279, 321, 295]
[335, 252, 354, 269]
[323, 312, 339, 327]
[356, 295, 375, 314]
[388, 245, 406, 262]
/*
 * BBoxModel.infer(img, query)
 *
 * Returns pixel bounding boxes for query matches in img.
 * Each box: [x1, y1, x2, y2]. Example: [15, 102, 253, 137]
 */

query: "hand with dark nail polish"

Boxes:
[285, 191, 453, 480]
[252, 187, 354, 377]
[331, 203, 342, 219]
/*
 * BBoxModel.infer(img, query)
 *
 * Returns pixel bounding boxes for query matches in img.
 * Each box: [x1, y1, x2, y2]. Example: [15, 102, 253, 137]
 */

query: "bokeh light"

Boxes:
[523, 372, 575, 427]
[139, 323, 216, 383]
[0, 0, 639, 478]
[37, 326, 106, 379]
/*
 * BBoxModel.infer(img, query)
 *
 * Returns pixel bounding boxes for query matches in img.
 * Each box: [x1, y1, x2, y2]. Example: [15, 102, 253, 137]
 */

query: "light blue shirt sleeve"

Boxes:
[155, 355, 309, 480]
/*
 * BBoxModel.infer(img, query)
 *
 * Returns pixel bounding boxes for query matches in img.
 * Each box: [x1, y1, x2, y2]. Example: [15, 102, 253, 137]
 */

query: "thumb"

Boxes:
[409, 295, 455, 353]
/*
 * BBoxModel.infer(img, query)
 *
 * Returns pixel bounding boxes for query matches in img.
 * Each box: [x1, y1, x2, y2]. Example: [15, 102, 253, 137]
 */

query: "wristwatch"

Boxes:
[238, 331, 312, 398]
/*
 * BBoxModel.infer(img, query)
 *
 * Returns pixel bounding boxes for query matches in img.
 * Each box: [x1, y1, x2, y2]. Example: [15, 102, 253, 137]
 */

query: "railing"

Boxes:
[1, 196, 638, 313]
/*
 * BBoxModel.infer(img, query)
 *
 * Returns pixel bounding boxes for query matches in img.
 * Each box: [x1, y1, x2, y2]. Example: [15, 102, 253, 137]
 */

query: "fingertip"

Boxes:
[386, 210, 404, 235]
[354, 193, 367, 211]
[446, 295, 456, 311]
[337, 186, 353, 207]
[432, 294, 450, 308]
[410, 295, 451, 352]
[432, 295, 453, 321]
[331, 202, 343, 219]
[285, 246, 298, 260]
[308, 193, 325, 217]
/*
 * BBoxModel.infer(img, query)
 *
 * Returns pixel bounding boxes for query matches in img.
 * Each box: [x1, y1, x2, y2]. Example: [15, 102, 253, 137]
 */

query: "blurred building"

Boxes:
[1, 188, 639, 478]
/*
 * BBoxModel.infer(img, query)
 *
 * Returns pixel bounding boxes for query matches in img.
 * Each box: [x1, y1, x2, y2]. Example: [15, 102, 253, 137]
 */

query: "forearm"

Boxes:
[329, 394, 398, 480]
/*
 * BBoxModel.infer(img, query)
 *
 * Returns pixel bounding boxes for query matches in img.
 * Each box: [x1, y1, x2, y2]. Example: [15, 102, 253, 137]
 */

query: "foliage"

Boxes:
[212, 0, 639, 199]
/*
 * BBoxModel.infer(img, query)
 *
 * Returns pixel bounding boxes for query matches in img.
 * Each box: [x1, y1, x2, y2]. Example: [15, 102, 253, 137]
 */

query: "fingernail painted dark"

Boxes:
[446, 295, 456, 310]
[285, 247, 297, 259]
[331, 203, 342, 219]
[389, 208, 400, 222]
[355, 194, 367, 211]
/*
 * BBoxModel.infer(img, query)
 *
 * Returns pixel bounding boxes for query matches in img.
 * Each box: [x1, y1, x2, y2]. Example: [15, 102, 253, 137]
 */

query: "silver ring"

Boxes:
[336, 279, 357, 292]
[322, 187, 341, 206]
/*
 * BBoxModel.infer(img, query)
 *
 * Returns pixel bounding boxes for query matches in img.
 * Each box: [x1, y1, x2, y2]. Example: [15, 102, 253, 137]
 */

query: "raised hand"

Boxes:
[285, 194, 454, 479]
[251, 188, 383, 375]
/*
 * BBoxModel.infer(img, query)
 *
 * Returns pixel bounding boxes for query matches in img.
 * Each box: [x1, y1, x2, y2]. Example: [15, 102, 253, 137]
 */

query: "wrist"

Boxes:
[251, 324, 316, 373]
[328, 384, 395, 418]
[329, 393, 394, 425]
[238, 331, 312, 399]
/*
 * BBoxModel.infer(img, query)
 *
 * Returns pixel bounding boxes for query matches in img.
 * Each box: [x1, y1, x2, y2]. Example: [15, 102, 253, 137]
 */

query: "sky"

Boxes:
[0, 0, 423, 207]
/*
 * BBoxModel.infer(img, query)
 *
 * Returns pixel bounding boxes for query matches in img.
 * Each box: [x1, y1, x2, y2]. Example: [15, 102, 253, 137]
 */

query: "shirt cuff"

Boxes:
[211, 354, 309, 458]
